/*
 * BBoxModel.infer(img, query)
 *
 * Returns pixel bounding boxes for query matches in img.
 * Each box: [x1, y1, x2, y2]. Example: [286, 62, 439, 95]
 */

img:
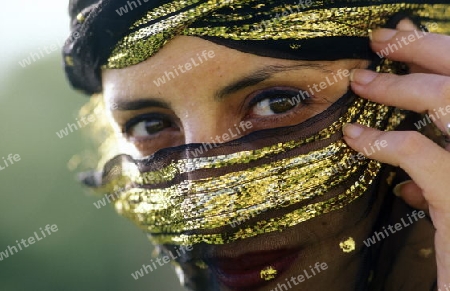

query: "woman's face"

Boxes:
[102, 36, 370, 291]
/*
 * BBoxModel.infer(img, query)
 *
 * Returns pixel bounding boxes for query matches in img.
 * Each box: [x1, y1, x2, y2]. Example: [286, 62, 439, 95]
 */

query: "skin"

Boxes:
[102, 20, 450, 290]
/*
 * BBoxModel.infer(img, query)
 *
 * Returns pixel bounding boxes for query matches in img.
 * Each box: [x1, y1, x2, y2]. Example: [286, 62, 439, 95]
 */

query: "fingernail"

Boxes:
[350, 69, 377, 85]
[371, 28, 397, 42]
[393, 180, 412, 196]
[342, 123, 364, 139]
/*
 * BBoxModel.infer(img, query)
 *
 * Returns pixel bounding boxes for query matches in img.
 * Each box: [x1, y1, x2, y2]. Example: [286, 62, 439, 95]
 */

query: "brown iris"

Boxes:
[142, 120, 171, 135]
[268, 96, 297, 114]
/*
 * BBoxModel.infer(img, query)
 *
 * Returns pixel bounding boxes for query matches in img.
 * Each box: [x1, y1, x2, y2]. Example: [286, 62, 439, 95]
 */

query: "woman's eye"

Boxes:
[125, 117, 172, 139]
[250, 89, 308, 116]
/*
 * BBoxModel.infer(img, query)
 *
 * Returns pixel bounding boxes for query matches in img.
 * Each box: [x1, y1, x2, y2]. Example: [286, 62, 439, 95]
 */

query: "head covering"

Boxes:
[64, 1, 450, 290]
[63, 0, 450, 95]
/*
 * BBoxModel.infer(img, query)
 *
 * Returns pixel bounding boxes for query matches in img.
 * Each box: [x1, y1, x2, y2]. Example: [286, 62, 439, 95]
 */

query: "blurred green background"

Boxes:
[0, 1, 185, 290]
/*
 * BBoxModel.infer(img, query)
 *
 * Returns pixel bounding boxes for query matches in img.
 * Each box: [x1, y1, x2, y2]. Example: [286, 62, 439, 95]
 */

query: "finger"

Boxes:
[349, 69, 450, 113]
[342, 123, 450, 206]
[394, 180, 429, 212]
[370, 28, 450, 76]
[350, 69, 450, 133]
[391, 19, 434, 74]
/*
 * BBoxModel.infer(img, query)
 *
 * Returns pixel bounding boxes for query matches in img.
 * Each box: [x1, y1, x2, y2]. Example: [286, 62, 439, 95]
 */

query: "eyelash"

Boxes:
[246, 87, 312, 117]
[250, 88, 311, 105]
[123, 112, 175, 139]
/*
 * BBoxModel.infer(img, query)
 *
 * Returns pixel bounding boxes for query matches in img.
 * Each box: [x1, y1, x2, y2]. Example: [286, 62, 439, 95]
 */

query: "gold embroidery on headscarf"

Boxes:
[105, 2, 450, 69]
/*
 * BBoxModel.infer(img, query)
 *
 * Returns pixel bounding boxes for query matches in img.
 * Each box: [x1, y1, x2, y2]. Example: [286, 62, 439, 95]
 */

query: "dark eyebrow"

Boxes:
[113, 64, 330, 110]
[114, 99, 171, 111]
[215, 64, 330, 100]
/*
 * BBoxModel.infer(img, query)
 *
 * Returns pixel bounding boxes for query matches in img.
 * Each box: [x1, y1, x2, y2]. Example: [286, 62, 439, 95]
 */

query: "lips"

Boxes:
[207, 249, 299, 290]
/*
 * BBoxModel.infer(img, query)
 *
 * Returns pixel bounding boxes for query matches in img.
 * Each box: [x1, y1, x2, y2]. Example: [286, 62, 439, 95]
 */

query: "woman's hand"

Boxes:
[342, 26, 450, 288]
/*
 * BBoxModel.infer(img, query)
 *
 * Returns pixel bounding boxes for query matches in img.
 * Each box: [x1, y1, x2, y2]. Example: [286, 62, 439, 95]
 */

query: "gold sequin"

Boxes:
[76, 13, 85, 23]
[65, 56, 74, 67]
[260, 266, 277, 281]
[194, 260, 208, 269]
[339, 237, 356, 253]
[386, 171, 396, 186]
[418, 248, 433, 259]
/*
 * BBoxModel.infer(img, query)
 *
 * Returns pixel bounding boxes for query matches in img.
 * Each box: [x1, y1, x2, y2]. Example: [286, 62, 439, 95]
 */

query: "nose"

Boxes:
[182, 106, 230, 144]
[180, 105, 251, 145]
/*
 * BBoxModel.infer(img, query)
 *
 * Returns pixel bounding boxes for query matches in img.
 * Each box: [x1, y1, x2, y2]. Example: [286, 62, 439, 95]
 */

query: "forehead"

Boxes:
[101, 35, 359, 108]
[102, 36, 247, 94]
